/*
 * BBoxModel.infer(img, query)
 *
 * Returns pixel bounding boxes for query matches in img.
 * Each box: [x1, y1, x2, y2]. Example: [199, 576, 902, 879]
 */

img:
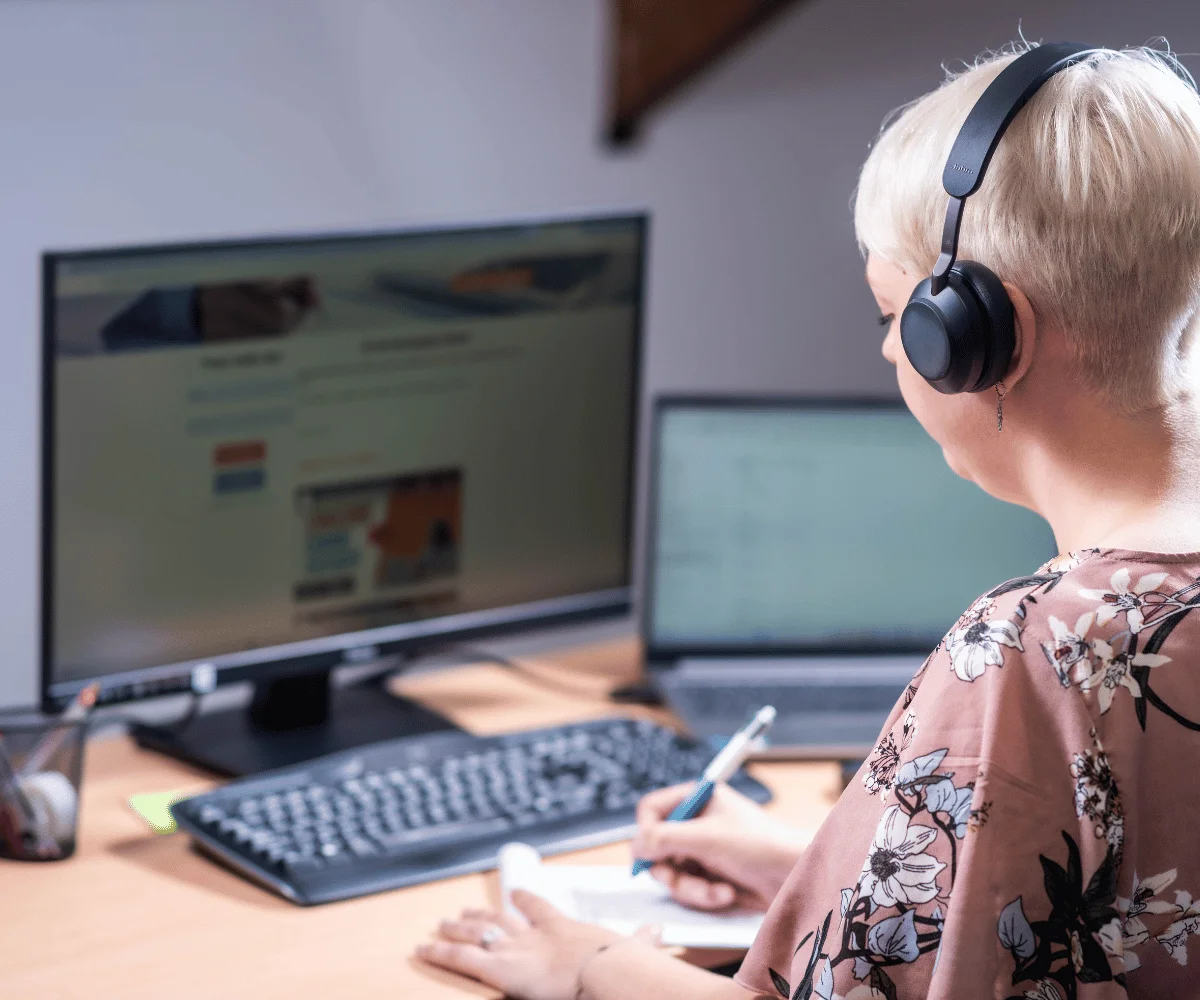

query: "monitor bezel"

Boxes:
[641, 393, 1018, 663]
[41, 211, 647, 710]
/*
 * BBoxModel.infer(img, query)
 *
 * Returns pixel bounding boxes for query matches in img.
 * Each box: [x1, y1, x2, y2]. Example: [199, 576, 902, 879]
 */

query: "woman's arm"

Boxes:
[578, 937, 761, 1000]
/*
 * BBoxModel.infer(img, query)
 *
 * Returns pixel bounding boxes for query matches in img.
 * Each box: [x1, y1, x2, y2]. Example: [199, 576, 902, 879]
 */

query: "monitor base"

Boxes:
[131, 672, 461, 777]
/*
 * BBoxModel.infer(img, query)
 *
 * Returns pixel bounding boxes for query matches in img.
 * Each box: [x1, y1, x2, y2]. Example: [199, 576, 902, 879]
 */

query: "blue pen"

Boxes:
[632, 705, 776, 877]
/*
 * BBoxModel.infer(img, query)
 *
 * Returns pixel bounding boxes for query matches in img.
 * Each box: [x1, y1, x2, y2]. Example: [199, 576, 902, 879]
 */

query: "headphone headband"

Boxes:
[942, 42, 1094, 198]
[930, 42, 1093, 293]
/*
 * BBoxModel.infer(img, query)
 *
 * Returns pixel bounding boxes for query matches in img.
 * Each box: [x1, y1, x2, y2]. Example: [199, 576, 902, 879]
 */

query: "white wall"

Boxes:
[2, 0, 1199, 707]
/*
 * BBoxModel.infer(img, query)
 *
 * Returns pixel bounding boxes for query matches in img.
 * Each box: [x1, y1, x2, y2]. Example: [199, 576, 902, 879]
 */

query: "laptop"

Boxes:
[642, 397, 1057, 758]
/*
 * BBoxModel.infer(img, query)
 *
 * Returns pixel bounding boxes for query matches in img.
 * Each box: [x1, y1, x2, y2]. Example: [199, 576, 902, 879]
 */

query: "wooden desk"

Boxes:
[0, 639, 841, 999]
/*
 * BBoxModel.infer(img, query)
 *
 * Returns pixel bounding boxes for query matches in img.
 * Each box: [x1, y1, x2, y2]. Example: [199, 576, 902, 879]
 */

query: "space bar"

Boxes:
[372, 817, 514, 852]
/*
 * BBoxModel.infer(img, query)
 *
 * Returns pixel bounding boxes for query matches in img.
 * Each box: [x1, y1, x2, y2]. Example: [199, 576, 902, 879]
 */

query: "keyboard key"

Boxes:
[370, 816, 512, 853]
[283, 855, 324, 877]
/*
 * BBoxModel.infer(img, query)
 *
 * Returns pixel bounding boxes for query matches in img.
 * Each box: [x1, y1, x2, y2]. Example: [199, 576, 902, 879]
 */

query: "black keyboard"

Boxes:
[171, 717, 771, 905]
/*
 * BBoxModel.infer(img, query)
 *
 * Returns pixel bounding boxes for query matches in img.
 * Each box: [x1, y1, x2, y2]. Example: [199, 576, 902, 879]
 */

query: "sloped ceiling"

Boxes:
[608, 0, 803, 144]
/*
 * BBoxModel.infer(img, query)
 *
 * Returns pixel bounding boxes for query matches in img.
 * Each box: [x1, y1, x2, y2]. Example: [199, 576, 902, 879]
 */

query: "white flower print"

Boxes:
[857, 805, 946, 908]
[862, 733, 901, 796]
[958, 596, 994, 627]
[1120, 869, 1178, 945]
[1117, 869, 1178, 971]
[1078, 638, 1171, 714]
[1156, 890, 1200, 966]
[1096, 917, 1125, 969]
[862, 712, 917, 796]
[1078, 568, 1168, 633]
[946, 617, 1023, 682]
[1045, 551, 1087, 574]
[1040, 613, 1094, 688]
[814, 959, 835, 1000]
[1023, 981, 1063, 1000]
[1068, 929, 1085, 973]
[1069, 748, 1124, 862]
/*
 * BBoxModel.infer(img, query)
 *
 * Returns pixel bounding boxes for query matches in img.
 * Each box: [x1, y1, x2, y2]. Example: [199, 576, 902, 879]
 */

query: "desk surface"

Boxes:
[0, 639, 841, 999]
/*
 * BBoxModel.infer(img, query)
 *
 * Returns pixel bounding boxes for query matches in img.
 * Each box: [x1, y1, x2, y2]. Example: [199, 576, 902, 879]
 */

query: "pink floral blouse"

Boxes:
[736, 549, 1200, 1000]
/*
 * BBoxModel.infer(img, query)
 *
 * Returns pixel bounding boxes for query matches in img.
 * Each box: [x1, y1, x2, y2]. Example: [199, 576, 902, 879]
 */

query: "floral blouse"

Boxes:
[735, 549, 1200, 1000]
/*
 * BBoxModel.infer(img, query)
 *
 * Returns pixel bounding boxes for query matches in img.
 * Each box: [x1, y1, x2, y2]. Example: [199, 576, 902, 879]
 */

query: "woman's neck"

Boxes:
[1020, 394, 1200, 555]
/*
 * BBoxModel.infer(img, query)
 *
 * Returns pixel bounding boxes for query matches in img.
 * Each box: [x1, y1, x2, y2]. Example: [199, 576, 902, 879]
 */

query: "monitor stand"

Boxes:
[131, 668, 461, 777]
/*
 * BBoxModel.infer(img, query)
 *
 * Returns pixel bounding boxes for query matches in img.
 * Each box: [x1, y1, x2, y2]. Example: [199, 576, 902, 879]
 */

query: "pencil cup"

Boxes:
[0, 717, 87, 861]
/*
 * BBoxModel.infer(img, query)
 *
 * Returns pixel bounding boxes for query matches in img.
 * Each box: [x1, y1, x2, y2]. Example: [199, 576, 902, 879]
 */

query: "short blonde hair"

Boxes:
[854, 43, 1200, 412]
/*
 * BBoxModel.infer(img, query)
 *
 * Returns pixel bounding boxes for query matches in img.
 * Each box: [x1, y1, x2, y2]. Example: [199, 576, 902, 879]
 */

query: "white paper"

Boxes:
[497, 842, 763, 949]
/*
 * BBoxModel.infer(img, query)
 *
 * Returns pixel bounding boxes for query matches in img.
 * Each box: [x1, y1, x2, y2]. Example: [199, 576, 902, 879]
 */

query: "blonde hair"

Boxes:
[854, 43, 1200, 413]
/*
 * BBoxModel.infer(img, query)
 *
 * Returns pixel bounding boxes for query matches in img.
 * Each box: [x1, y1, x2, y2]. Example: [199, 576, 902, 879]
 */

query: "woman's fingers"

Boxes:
[649, 862, 677, 887]
[459, 907, 529, 934]
[670, 872, 738, 910]
[631, 814, 723, 866]
[634, 783, 693, 826]
[459, 907, 495, 921]
[438, 917, 504, 946]
[650, 861, 738, 910]
[415, 940, 495, 982]
[509, 888, 565, 927]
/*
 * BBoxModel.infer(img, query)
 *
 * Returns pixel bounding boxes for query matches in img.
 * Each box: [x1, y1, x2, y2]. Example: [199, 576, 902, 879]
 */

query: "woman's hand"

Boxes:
[416, 889, 652, 1000]
[631, 783, 807, 911]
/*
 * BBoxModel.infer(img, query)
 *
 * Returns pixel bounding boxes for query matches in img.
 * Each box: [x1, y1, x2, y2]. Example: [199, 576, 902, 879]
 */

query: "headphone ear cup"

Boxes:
[950, 261, 1015, 392]
[901, 274, 986, 394]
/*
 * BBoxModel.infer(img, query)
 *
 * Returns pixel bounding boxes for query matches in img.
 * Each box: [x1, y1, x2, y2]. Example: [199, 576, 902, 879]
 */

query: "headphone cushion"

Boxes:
[901, 273, 986, 394]
[950, 261, 1015, 392]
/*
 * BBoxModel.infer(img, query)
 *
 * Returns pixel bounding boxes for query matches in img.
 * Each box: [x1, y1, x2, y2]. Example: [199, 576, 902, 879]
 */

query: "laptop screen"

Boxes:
[646, 400, 1057, 653]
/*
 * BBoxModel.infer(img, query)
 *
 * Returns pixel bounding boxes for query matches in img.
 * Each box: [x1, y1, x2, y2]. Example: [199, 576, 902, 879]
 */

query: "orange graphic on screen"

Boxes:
[367, 472, 461, 587]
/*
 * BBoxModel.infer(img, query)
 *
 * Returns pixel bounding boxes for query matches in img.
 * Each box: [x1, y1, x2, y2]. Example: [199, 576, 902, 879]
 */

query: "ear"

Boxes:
[1001, 281, 1038, 388]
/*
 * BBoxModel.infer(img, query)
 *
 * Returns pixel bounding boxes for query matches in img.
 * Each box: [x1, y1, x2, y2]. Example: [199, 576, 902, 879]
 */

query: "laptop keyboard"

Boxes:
[670, 682, 903, 717]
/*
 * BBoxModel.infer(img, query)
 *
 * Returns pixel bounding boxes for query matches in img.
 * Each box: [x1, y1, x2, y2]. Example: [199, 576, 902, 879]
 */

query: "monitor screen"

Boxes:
[647, 400, 1057, 652]
[44, 214, 644, 701]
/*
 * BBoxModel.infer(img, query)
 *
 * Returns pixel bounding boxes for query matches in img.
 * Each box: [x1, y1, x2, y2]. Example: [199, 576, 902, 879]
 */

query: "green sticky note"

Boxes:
[128, 790, 187, 834]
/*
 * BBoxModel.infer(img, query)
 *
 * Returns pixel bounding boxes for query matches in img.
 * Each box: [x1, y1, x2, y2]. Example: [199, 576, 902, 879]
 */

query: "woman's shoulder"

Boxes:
[908, 547, 1200, 737]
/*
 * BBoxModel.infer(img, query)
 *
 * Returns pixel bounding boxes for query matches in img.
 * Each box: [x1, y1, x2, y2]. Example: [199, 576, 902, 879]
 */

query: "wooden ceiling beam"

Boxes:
[607, 0, 803, 145]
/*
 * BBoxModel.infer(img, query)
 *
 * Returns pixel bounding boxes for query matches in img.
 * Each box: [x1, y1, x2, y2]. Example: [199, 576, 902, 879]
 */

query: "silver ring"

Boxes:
[479, 925, 505, 950]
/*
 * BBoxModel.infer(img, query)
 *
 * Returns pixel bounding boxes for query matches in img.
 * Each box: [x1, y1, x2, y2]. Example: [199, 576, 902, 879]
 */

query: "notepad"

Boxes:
[498, 842, 764, 949]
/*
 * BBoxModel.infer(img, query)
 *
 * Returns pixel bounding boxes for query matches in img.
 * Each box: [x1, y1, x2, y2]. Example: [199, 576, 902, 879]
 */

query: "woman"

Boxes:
[417, 42, 1200, 999]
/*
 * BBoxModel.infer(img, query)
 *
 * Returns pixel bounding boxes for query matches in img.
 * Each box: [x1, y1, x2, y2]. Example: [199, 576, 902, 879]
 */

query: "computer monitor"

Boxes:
[42, 213, 645, 774]
[645, 397, 1058, 655]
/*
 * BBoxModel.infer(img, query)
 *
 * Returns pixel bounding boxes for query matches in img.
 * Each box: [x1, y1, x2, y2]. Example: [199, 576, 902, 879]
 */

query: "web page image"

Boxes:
[294, 469, 463, 630]
[51, 220, 639, 682]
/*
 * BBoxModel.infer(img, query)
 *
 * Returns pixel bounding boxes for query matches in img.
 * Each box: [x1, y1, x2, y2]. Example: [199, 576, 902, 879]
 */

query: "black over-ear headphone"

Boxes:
[901, 42, 1093, 394]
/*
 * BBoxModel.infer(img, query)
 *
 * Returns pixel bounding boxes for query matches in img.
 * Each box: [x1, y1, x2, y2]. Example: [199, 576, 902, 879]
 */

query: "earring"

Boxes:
[996, 381, 1007, 432]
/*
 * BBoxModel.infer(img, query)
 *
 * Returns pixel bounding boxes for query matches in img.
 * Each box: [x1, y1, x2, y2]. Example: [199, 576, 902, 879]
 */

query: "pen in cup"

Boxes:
[631, 705, 776, 877]
[19, 683, 98, 778]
